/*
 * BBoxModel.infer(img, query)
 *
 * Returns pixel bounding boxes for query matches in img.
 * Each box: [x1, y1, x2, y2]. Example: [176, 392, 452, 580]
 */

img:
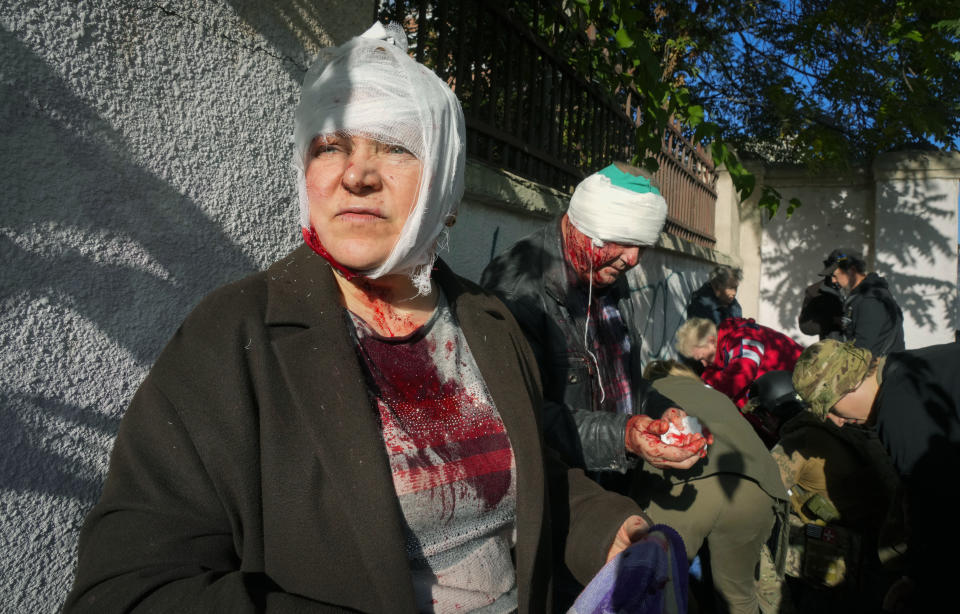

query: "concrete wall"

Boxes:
[445, 161, 567, 281]
[625, 246, 736, 364]
[0, 1, 373, 610]
[730, 152, 960, 348]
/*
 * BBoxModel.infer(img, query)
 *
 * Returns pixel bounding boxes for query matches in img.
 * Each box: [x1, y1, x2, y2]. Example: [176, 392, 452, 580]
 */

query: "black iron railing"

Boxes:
[375, 0, 717, 247]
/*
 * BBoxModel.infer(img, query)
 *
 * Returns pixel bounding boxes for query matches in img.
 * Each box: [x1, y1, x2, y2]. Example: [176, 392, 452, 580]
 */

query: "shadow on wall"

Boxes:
[0, 25, 263, 535]
[0, 0, 366, 497]
[760, 176, 954, 337]
[225, 0, 373, 77]
[759, 188, 866, 335]
[0, 4, 366, 608]
[0, 391, 121, 506]
[0, 29, 258, 364]
[875, 180, 956, 332]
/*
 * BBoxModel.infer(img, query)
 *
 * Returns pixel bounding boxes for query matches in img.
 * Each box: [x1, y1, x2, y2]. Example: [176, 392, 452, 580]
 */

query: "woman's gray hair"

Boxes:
[708, 265, 743, 290]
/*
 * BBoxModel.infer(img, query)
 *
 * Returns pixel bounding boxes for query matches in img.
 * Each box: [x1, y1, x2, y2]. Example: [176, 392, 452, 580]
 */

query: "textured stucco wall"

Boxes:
[1, 1, 373, 610]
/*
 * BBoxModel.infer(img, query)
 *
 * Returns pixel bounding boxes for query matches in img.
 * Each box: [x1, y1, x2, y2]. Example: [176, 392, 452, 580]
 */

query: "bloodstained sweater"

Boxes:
[349, 292, 518, 613]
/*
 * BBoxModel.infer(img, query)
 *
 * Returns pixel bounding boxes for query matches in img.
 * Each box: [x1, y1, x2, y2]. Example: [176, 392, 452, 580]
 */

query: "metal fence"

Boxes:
[375, 0, 717, 247]
[655, 121, 718, 247]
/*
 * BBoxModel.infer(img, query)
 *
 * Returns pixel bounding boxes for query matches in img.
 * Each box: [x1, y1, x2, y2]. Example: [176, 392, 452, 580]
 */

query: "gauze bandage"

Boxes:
[567, 165, 668, 247]
[293, 22, 466, 294]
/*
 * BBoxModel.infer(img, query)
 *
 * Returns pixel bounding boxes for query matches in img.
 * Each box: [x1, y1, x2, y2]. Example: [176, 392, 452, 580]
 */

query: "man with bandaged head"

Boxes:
[64, 24, 655, 613]
[483, 163, 711, 478]
[482, 166, 713, 605]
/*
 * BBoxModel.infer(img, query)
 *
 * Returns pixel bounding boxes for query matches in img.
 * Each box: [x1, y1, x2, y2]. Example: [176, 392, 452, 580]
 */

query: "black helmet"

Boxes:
[749, 370, 804, 416]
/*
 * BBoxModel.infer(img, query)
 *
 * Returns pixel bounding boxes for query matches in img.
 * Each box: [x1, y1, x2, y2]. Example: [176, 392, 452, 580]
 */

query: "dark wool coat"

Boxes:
[64, 245, 639, 613]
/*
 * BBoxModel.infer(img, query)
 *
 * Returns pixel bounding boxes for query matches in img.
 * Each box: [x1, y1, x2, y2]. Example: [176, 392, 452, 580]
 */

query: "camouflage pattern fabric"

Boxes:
[792, 339, 872, 418]
[756, 543, 790, 614]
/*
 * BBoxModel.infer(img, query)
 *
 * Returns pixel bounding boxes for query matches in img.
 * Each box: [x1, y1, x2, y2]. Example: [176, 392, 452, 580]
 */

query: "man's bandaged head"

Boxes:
[293, 22, 466, 293]
[567, 164, 668, 247]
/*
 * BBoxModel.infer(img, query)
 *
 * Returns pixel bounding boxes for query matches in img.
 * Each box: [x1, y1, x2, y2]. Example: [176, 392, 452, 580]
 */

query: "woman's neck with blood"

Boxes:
[303, 226, 437, 337]
[302, 226, 358, 280]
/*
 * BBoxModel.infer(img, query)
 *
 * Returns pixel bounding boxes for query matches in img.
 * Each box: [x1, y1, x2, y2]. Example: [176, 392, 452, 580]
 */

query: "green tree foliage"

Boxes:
[561, 0, 960, 217]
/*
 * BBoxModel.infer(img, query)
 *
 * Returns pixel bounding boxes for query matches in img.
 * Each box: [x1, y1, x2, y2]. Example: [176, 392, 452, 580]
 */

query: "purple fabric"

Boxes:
[569, 525, 688, 614]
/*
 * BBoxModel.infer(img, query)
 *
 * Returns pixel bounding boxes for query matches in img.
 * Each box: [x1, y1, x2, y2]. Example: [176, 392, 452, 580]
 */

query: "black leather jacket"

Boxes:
[481, 219, 670, 473]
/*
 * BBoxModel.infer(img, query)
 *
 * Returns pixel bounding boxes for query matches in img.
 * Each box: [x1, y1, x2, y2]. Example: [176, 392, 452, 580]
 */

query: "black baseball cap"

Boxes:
[818, 248, 861, 276]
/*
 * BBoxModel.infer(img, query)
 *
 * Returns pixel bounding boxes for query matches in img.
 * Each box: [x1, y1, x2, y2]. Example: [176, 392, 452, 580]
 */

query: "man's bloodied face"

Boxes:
[563, 217, 645, 287]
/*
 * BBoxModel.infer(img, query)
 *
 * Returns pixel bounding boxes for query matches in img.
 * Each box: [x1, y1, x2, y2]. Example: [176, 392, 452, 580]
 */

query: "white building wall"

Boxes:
[731, 152, 960, 349]
[872, 153, 960, 348]
[0, 2, 373, 610]
[756, 167, 874, 344]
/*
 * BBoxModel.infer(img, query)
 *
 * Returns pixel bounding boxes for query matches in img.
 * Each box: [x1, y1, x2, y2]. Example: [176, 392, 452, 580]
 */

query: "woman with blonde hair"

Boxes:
[642, 359, 699, 381]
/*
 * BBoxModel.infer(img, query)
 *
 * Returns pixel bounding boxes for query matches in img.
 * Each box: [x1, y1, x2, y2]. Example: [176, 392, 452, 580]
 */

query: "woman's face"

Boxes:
[690, 339, 717, 367]
[716, 281, 739, 305]
[305, 134, 422, 272]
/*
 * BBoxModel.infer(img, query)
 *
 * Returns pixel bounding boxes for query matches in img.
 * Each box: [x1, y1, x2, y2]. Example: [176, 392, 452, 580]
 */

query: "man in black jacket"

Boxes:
[481, 163, 710, 480]
[820, 249, 905, 355]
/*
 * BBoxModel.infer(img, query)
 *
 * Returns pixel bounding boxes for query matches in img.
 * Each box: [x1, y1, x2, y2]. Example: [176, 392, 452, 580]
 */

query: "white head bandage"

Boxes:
[567, 165, 668, 246]
[293, 22, 466, 294]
